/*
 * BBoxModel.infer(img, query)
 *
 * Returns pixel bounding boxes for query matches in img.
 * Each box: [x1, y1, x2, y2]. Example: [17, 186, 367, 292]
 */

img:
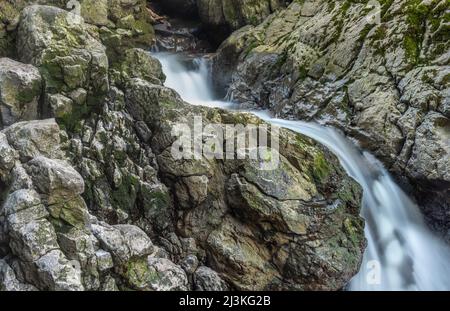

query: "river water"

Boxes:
[154, 52, 450, 291]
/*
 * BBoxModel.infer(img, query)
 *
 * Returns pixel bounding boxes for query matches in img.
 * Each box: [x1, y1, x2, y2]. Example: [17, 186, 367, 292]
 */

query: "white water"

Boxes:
[157, 53, 234, 109]
[153, 52, 450, 291]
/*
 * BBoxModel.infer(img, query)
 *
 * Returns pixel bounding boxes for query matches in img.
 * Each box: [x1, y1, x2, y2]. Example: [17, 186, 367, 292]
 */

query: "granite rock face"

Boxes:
[212, 0, 450, 239]
[0, 118, 189, 291]
[0, 2, 366, 291]
[124, 76, 365, 290]
[17, 5, 109, 105]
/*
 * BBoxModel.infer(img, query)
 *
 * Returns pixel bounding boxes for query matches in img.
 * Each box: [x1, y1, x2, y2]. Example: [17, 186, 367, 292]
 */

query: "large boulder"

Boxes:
[2, 186, 85, 290]
[17, 5, 109, 121]
[25, 156, 85, 204]
[125, 78, 365, 290]
[407, 112, 450, 185]
[0, 58, 42, 128]
[0, 120, 92, 290]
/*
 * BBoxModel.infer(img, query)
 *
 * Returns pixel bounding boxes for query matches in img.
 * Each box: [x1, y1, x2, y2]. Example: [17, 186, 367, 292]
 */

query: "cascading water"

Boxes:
[156, 53, 234, 109]
[152, 52, 450, 291]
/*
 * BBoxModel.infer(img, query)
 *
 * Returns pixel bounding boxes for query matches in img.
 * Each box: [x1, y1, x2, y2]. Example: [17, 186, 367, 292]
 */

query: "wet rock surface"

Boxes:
[212, 0, 450, 240]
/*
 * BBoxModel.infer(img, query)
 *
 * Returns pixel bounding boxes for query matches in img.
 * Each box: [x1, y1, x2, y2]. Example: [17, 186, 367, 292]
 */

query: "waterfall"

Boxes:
[156, 53, 234, 109]
[152, 52, 450, 291]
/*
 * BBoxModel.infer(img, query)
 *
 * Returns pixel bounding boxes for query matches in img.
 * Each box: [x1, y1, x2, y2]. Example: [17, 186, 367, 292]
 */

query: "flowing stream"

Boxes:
[154, 52, 450, 291]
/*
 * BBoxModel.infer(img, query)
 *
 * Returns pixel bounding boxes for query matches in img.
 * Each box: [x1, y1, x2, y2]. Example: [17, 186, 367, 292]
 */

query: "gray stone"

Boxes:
[3, 119, 61, 160]
[91, 223, 153, 263]
[145, 257, 189, 291]
[9, 219, 59, 262]
[17, 5, 109, 98]
[35, 249, 84, 291]
[95, 250, 114, 271]
[47, 94, 73, 118]
[0, 132, 17, 176]
[180, 254, 199, 274]
[0, 58, 42, 128]
[194, 266, 229, 291]
[2, 189, 41, 216]
[25, 156, 85, 204]
[0, 259, 37, 291]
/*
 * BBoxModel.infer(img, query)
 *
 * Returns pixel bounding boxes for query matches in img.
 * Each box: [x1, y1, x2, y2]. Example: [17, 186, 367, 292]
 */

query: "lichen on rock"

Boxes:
[0, 1, 369, 292]
[212, 0, 450, 237]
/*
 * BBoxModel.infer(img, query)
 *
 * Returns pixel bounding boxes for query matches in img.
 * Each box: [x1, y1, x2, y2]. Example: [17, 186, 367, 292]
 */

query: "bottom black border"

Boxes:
[1, 291, 448, 309]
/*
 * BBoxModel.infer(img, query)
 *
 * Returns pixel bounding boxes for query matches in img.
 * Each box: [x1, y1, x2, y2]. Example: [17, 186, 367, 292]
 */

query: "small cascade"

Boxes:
[152, 52, 450, 291]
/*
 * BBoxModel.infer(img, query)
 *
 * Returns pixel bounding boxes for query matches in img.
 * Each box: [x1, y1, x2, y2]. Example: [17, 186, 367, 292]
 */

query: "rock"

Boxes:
[175, 175, 209, 209]
[2, 189, 42, 217]
[146, 257, 188, 291]
[197, 0, 288, 42]
[106, 0, 154, 45]
[115, 48, 165, 86]
[0, 259, 37, 291]
[0, 1, 22, 57]
[126, 78, 365, 290]
[139, 181, 172, 229]
[0, 99, 95, 291]
[9, 163, 33, 192]
[0, 58, 42, 128]
[1, 0, 115, 32]
[34, 249, 84, 291]
[108, 0, 147, 22]
[206, 215, 277, 290]
[91, 223, 153, 263]
[9, 219, 59, 262]
[0, 132, 17, 177]
[17, 4, 109, 122]
[407, 112, 450, 184]
[124, 257, 188, 291]
[180, 254, 199, 274]
[47, 196, 90, 228]
[101, 275, 119, 291]
[213, 0, 450, 234]
[56, 227, 97, 263]
[95, 250, 114, 272]
[80, 0, 109, 26]
[68, 88, 88, 106]
[194, 266, 229, 291]
[25, 156, 85, 204]
[114, 224, 154, 259]
[47, 94, 74, 119]
[3, 119, 61, 160]
[55, 226, 100, 290]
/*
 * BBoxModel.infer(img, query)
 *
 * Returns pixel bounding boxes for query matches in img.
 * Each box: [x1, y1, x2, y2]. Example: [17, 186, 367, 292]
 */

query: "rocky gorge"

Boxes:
[211, 0, 450, 240]
[0, 0, 448, 291]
